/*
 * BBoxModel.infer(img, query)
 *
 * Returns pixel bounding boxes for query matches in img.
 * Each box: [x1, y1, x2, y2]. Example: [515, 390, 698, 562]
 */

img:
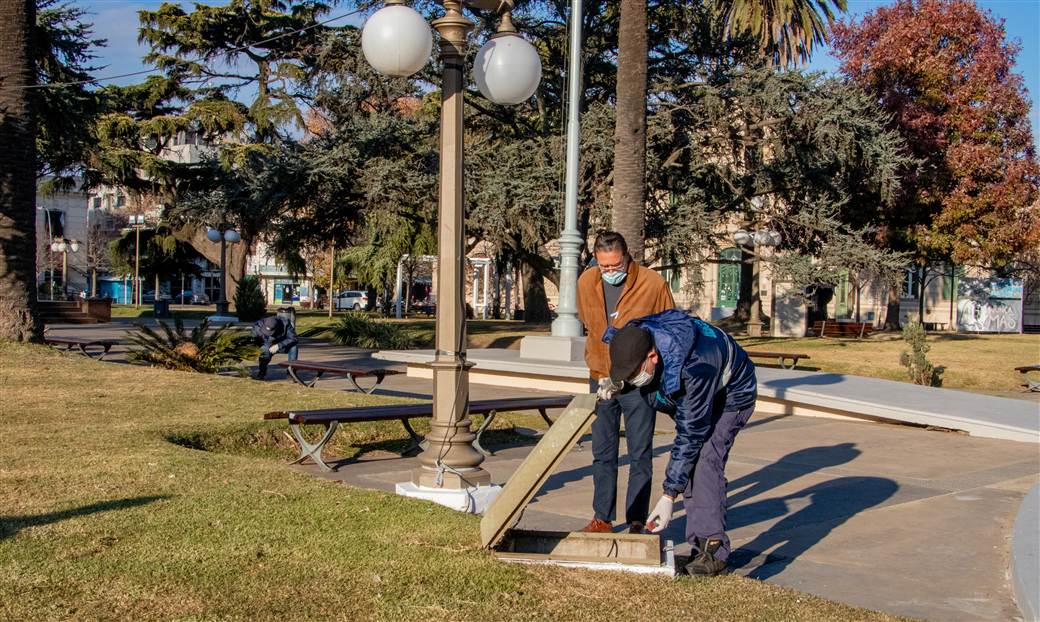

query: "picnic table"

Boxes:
[278, 360, 403, 394]
[264, 395, 573, 471]
[44, 336, 119, 360]
[1015, 365, 1040, 392]
[745, 350, 810, 370]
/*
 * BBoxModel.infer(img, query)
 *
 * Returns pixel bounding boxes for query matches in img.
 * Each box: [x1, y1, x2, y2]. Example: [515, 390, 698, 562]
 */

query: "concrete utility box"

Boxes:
[480, 394, 675, 575]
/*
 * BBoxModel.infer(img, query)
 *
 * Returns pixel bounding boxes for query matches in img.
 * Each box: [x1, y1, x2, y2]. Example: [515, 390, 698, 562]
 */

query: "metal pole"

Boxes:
[414, 0, 490, 490]
[482, 261, 489, 319]
[61, 249, 68, 299]
[550, 0, 585, 338]
[748, 251, 763, 337]
[216, 230, 229, 316]
[134, 225, 141, 308]
[328, 243, 335, 318]
[395, 259, 404, 319]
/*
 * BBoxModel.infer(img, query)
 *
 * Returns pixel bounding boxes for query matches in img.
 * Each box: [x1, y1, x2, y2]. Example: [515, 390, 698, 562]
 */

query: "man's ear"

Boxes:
[648, 349, 659, 365]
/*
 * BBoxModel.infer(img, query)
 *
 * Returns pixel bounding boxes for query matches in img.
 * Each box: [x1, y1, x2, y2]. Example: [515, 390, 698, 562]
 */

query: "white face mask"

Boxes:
[630, 364, 654, 387]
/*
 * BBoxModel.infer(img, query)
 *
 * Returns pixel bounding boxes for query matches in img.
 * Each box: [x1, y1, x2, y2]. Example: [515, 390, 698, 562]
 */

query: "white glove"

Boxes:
[596, 377, 621, 401]
[268, 343, 280, 354]
[647, 495, 675, 533]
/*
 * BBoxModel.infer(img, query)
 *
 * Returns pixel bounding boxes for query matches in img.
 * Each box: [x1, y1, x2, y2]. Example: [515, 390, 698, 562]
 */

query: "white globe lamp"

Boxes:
[361, 4, 433, 78]
[206, 228, 221, 242]
[70, 241, 80, 253]
[57, 241, 67, 253]
[50, 241, 60, 252]
[223, 230, 241, 244]
[732, 229, 752, 246]
[474, 33, 542, 104]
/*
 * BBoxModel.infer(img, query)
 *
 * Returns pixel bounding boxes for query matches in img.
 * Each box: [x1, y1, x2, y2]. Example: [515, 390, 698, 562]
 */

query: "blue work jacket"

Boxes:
[605, 309, 757, 497]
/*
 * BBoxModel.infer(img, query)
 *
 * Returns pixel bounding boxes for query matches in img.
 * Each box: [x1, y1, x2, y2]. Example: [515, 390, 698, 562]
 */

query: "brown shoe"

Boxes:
[628, 522, 645, 534]
[579, 518, 613, 533]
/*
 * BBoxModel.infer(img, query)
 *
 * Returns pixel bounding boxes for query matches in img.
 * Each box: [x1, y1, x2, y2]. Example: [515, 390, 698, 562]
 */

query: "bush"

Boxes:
[234, 275, 267, 322]
[899, 321, 944, 387]
[331, 312, 415, 349]
[127, 318, 259, 374]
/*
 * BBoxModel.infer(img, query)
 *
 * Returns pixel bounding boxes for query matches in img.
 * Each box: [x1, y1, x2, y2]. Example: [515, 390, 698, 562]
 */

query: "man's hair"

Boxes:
[594, 231, 628, 256]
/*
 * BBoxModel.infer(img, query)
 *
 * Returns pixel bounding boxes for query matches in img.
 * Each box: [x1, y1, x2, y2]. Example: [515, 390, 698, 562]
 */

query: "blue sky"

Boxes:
[81, 0, 1038, 147]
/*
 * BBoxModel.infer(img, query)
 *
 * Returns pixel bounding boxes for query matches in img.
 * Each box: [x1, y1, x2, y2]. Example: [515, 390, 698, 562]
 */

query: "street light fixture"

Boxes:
[206, 223, 240, 319]
[128, 214, 147, 307]
[733, 226, 781, 337]
[363, 0, 540, 500]
[50, 237, 80, 298]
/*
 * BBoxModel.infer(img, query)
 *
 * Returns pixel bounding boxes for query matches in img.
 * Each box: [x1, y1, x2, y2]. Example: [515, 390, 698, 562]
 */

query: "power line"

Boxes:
[5, 7, 364, 91]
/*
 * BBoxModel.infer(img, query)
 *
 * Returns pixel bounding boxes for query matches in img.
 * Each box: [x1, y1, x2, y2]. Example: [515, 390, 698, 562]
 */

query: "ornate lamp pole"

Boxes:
[49, 238, 80, 299]
[206, 224, 241, 320]
[732, 227, 781, 337]
[363, 0, 541, 500]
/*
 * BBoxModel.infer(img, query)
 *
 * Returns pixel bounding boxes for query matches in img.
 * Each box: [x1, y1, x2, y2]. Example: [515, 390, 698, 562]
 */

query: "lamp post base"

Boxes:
[746, 320, 764, 337]
[396, 481, 501, 514]
[215, 301, 231, 316]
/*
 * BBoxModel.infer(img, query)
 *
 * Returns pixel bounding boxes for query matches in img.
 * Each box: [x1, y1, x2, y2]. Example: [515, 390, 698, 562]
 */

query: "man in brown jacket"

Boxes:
[577, 231, 675, 533]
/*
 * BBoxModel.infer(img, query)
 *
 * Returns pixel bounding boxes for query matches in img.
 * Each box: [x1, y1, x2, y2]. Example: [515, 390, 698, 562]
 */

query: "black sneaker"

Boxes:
[685, 538, 728, 576]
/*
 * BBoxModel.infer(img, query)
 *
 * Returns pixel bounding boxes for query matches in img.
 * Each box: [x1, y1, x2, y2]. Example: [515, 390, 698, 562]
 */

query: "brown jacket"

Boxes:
[577, 258, 675, 379]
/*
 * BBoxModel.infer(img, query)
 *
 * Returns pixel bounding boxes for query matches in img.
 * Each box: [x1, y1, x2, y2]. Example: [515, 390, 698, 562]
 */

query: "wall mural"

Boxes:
[956, 278, 1023, 333]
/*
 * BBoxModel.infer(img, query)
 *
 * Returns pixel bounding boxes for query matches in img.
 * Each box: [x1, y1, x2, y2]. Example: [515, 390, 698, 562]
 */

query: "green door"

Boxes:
[835, 270, 853, 319]
[717, 248, 741, 308]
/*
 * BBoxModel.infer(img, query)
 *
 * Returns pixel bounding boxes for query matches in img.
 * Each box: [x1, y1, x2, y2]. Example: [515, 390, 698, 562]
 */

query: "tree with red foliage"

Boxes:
[832, 0, 1039, 324]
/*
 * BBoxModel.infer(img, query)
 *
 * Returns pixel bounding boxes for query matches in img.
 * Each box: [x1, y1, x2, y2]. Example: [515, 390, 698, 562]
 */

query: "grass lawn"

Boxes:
[736, 332, 1040, 394]
[0, 343, 906, 621]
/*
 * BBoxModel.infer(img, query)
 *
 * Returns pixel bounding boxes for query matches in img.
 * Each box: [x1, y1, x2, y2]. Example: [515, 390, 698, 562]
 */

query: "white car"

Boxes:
[333, 290, 369, 311]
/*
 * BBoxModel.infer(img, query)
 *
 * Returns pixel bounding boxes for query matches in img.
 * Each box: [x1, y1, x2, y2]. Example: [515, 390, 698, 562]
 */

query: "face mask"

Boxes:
[630, 365, 653, 387]
[602, 270, 627, 286]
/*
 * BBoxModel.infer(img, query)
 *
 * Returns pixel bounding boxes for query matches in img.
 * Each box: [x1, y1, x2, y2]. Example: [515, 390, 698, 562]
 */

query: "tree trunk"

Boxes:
[735, 249, 753, 321]
[0, 0, 40, 341]
[883, 283, 901, 330]
[519, 260, 552, 323]
[917, 265, 926, 322]
[610, 0, 648, 264]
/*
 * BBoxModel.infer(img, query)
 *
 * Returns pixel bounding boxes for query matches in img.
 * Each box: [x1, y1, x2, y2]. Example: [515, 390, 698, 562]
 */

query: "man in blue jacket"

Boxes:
[606, 309, 757, 576]
[252, 314, 299, 380]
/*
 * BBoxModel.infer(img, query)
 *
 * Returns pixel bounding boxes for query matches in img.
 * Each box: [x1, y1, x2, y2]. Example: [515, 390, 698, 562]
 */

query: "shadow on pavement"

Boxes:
[0, 496, 168, 541]
[728, 476, 898, 579]
[726, 443, 861, 506]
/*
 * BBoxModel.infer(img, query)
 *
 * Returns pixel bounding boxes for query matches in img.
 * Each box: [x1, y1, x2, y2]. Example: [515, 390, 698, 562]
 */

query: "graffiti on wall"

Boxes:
[956, 278, 1023, 333]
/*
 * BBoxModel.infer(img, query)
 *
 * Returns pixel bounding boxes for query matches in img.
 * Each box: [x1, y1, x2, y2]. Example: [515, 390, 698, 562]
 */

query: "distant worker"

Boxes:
[577, 231, 675, 534]
[252, 311, 299, 380]
[606, 309, 757, 576]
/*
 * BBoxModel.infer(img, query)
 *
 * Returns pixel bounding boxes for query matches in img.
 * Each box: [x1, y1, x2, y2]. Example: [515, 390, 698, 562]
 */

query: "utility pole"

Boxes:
[328, 243, 335, 318]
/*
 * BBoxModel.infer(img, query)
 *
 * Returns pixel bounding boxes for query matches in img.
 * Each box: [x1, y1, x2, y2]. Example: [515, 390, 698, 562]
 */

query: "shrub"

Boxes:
[331, 312, 415, 349]
[233, 275, 267, 322]
[127, 318, 259, 374]
[899, 321, 944, 387]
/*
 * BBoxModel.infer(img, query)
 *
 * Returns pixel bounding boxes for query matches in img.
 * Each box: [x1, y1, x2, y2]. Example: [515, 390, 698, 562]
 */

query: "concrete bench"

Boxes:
[44, 336, 119, 360]
[278, 360, 402, 394]
[1014, 365, 1040, 392]
[745, 350, 810, 370]
[263, 395, 574, 472]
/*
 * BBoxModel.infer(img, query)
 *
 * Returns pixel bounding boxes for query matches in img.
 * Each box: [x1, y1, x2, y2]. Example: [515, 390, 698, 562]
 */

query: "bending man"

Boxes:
[607, 309, 757, 575]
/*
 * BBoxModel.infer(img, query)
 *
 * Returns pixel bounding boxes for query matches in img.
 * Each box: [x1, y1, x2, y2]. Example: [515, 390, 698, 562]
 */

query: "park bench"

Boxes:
[812, 320, 873, 338]
[745, 350, 810, 370]
[278, 360, 403, 394]
[1014, 365, 1040, 392]
[44, 336, 119, 360]
[263, 395, 574, 472]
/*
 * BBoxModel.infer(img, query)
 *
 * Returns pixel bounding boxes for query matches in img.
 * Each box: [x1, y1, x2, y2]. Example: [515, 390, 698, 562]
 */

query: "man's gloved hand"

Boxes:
[646, 495, 674, 533]
[268, 343, 280, 354]
[596, 377, 621, 401]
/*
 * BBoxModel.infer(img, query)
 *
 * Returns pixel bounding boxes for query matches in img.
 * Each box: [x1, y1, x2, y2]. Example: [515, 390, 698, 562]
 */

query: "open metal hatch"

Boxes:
[480, 394, 675, 575]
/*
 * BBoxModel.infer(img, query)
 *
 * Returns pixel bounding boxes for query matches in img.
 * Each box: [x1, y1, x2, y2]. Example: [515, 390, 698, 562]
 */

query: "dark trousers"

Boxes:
[683, 404, 755, 561]
[590, 380, 656, 524]
[257, 340, 299, 377]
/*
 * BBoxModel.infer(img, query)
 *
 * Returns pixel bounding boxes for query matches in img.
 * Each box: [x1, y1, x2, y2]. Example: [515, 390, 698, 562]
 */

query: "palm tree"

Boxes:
[718, 0, 848, 67]
[0, 0, 42, 341]
[611, 0, 649, 263]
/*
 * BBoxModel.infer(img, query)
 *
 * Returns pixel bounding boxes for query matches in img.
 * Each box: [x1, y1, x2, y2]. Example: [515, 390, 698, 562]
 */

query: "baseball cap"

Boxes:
[609, 326, 654, 383]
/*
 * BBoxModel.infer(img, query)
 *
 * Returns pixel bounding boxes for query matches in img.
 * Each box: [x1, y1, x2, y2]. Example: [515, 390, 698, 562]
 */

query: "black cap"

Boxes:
[609, 326, 654, 383]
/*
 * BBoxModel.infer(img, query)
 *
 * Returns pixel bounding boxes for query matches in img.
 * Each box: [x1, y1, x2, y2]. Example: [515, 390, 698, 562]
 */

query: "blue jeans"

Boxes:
[257, 340, 299, 377]
[590, 379, 656, 524]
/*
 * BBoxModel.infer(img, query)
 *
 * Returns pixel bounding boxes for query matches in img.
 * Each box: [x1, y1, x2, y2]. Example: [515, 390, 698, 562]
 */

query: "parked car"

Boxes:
[333, 290, 369, 311]
[174, 290, 210, 305]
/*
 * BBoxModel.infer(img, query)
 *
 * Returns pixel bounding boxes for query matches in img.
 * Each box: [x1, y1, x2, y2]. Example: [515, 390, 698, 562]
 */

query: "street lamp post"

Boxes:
[49, 238, 80, 299]
[128, 214, 146, 307]
[207, 224, 241, 319]
[733, 227, 781, 337]
[363, 0, 541, 499]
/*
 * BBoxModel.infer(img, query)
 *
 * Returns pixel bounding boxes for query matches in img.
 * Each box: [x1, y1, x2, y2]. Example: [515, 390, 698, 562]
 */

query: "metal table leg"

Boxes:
[287, 419, 339, 472]
[347, 370, 385, 394]
[400, 418, 428, 455]
[473, 410, 498, 456]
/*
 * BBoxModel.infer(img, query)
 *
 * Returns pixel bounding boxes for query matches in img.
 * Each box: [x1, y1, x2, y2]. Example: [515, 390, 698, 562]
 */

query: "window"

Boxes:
[942, 265, 966, 300]
[902, 268, 917, 298]
[116, 195, 126, 208]
[660, 267, 682, 294]
[91, 197, 102, 210]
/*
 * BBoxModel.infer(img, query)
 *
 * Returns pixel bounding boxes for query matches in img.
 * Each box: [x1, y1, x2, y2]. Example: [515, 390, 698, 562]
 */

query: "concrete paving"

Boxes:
[42, 321, 1040, 620]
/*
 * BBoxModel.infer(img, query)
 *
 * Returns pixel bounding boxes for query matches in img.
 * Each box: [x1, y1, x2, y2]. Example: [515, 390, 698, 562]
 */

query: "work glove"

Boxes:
[646, 495, 675, 533]
[268, 343, 280, 354]
[596, 377, 621, 401]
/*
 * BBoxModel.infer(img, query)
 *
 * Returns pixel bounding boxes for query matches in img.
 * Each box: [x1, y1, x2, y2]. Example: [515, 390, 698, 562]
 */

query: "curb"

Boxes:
[1012, 482, 1039, 622]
